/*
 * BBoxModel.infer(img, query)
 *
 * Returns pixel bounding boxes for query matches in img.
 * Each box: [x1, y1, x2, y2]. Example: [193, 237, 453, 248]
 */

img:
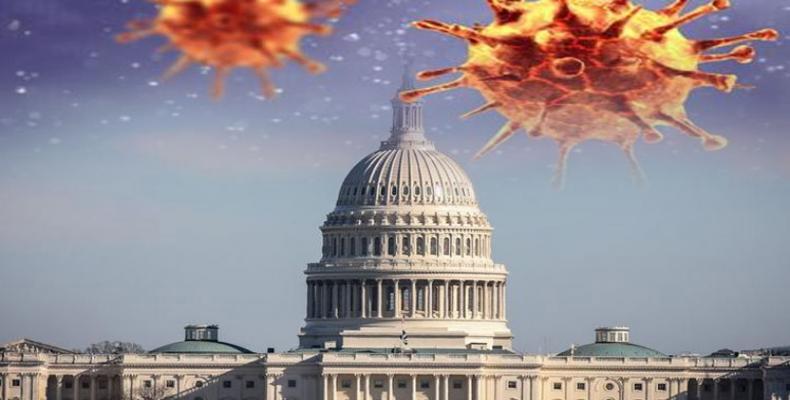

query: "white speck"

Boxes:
[119, 115, 131, 122]
[49, 137, 61, 145]
[343, 33, 361, 42]
[7, 20, 21, 31]
[15, 86, 27, 94]
[148, 80, 159, 87]
[131, 62, 141, 69]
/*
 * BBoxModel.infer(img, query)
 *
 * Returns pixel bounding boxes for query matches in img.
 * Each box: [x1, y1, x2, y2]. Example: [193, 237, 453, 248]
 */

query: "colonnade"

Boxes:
[690, 377, 765, 400]
[322, 232, 491, 260]
[306, 279, 506, 320]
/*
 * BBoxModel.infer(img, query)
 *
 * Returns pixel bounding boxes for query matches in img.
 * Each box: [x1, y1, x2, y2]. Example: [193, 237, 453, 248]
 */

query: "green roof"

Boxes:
[557, 342, 666, 358]
[150, 340, 253, 354]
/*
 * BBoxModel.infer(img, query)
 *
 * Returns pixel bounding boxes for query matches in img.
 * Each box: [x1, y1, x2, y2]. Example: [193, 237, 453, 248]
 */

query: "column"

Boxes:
[442, 375, 449, 400]
[713, 379, 719, 400]
[377, 280, 383, 318]
[322, 375, 328, 400]
[475, 376, 484, 400]
[471, 281, 478, 319]
[19, 375, 25, 400]
[364, 375, 370, 400]
[56, 376, 63, 400]
[562, 378, 570, 400]
[174, 376, 182, 400]
[678, 379, 689, 400]
[729, 379, 736, 400]
[696, 379, 704, 400]
[332, 281, 339, 318]
[440, 281, 448, 318]
[502, 282, 507, 319]
[361, 281, 367, 318]
[466, 376, 472, 400]
[520, 376, 528, 400]
[345, 281, 352, 318]
[449, 283, 456, 318]
[331, 375, 337, 400]
[411, 375, 417, 400]
[73, 376, 80, 400]
[90, 376, 96, 400]
[307, 281, 313, 318]
[587, 378, 595, 400]
[1, 374, 7, 400]
[459, 281, 466, 319]
[434, 376, 440, 400]
[493, 376, 500, 400]
[410, 280, 417, 317]
[394, 280, 401, 318]
[321, 282, 329, 318]
[427, 280, 433, 317]
[356, 375, 361, 400]
[645, 378, 652, 400]
[388, 375, 394, 400]
[747, 379, 753, 400]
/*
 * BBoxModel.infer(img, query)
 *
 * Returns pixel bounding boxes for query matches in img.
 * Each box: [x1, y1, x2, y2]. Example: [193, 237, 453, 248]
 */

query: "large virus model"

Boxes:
[401, 0, 778, 186]
[118, 0, 353, 99]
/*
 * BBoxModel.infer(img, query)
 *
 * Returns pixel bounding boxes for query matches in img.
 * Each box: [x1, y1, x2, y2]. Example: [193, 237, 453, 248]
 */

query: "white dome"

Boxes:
[336, 142, 477, 208]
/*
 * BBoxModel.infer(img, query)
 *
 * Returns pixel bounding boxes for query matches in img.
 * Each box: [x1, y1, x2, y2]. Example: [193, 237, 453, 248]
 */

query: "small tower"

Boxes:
[184, 324, 219, 342]
[595, 326, 630, 343]
[382, 61, 429, 148]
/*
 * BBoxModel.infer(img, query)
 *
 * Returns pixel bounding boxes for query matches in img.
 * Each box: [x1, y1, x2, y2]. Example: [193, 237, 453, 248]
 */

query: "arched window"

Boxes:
[332, 238, 338, 257]
[455, 238, 461, 256]
[374, 237, 382, 256]
[391, 186, 398, 196]
[388, 236, 396, 256]
[415, 185, 421, 196]
[426, 185, 432, 196]
[417, 287, 425, 310]
[361, 237, 369, 256]
[402, 235, 411, 255]
[465, 238, 471, 256]
[403, 185, 410, 196]
[430, 237, 438, 255]
[387, 287, 395, 311]
[416, 237, 425, 255]
[442, 238, 450, 256]
[340, 238, 346, 256]
[474, 238, 479, 256]
[349, 237, 356, 256]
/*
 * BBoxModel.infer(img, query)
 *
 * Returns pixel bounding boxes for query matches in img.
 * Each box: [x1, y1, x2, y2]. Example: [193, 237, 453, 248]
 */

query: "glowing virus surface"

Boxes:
[118, 0, 353, 98]
[401, 0, 779, 186]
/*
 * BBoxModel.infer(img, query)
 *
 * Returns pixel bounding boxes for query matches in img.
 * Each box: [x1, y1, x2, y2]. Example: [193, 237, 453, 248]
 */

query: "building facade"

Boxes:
[2, 70, 789, 400]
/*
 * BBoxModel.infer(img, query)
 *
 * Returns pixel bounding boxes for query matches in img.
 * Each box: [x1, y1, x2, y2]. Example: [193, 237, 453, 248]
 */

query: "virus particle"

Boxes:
[401, 0, 778, 186]
[117, 0, 353, 99]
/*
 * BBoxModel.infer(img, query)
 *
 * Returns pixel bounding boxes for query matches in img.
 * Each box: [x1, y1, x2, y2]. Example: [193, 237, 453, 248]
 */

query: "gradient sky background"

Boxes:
[1, 0, 789, 355]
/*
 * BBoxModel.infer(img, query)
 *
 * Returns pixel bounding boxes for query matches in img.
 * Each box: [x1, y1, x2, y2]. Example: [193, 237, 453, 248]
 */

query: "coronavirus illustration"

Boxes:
[117, 0, 353, 98]
[401, 0, 778, 186]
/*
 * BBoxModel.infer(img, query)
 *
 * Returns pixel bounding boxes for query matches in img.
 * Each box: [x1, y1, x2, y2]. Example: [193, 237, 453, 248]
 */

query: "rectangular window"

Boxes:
[287, 380, 297, 388]
[166, 381, 175, 388]
[342, 380, 352, 389]
[64, 382, 73, 389]
[222, 381, 232, 389]
[452, 381, 463, 390]
[397, 380, 407, 389]
[361, 238, 369, 256]
[12, 379, 21, 387]
[349, 238, 356, 256]
[577, 382, 585, 390]
[99, 381, 108, 390]
[634, 383, 643, 391]
[657, 383, 667, 391]
[246, 381, 255, 389]
[374, 380, 383, 389]
[508, 381, 518, 389]
[82, 381, 90, 389]
[553, 383, 562, 390]
[143, 381, 152, 388]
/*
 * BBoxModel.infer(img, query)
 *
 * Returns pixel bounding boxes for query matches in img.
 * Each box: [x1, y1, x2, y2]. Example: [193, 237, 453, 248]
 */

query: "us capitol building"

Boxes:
[1, 70, 788, 400]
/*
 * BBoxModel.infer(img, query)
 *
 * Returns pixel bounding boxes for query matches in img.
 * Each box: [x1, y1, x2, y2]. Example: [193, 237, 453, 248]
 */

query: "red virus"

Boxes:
[401, 0, 779, 186]
[118, 0, 353, 98]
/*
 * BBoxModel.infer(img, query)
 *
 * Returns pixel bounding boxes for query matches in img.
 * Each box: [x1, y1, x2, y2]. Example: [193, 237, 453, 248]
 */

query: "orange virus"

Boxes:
[117, 0, 353, 98]
[401, 0, 779, 186]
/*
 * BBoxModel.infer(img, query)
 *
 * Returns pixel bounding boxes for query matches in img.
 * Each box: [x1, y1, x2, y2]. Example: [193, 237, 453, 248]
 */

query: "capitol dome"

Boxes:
[299, 65, 513, 351]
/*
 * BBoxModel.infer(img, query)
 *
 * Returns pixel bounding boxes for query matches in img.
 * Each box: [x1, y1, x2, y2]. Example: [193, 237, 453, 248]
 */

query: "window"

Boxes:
[443, 238, 450, 255]
[397, 380, 407, 389]
[222, 381, 232, 389]
[605, 383, 615, 391]
[391, 186, 397, 196]
[474, 238, 479, 256]
[416, 237, 425, 255]
[143, 381, 152, 389]
[402, 236, 411, 255]
[194, 397, 203, 400]
[340, 238, 345, 256]
[508, 381, 518, 389]
[82, 381, 90, 389]
[553, 383, 562, 390]
[430, 237, 438, 255]
[374, 380, 383, 389]
[634, 383, 643, 391]
[64, 382, 73, 389]
[452, 381, 463, 390]
[374, 237, 382, 256]
[703, 384, 710, 392]
[657, 383, 667, 391]
[350, 237, 356, 256]
[361, 238, 369, 256]
[388, 236, 396, 256]
[99, 381, 108, 390]
[332, 238, 337, 256]
[245, 381, 255, 389]
[465, 238, 471, 255]
[12, 379, 20, 387]
[166, 381, 175, 388]
[288, 380, 297, 388]
[341, 380, 351, 389]
[195, 381, 204, 388]
[577, 383, 585, 390]
[420, 380, 430, 389]
[455, 238, 461, 256]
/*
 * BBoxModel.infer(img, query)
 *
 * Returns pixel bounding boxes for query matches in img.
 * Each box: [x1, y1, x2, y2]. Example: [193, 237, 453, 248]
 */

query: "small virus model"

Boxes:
[401, 0, 778, 186]
[118, 0, 353, 99]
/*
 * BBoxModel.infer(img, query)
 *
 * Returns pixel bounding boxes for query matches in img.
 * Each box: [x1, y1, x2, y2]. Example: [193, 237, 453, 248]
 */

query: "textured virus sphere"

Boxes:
[117, 0, 353, 98]
[401, 0, 779, 186]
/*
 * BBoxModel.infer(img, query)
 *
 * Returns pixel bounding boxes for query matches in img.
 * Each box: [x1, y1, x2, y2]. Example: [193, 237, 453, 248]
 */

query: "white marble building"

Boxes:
[1, 69, 789, 400]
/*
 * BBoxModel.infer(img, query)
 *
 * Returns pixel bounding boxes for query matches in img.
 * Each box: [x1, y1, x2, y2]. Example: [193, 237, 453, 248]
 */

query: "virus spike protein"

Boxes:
[117, 0, 354, 99]
[401, 0, 778, 185]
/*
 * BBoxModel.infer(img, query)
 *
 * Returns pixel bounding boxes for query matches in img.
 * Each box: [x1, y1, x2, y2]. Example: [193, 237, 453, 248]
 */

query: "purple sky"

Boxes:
[0, 0, 789, 355]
